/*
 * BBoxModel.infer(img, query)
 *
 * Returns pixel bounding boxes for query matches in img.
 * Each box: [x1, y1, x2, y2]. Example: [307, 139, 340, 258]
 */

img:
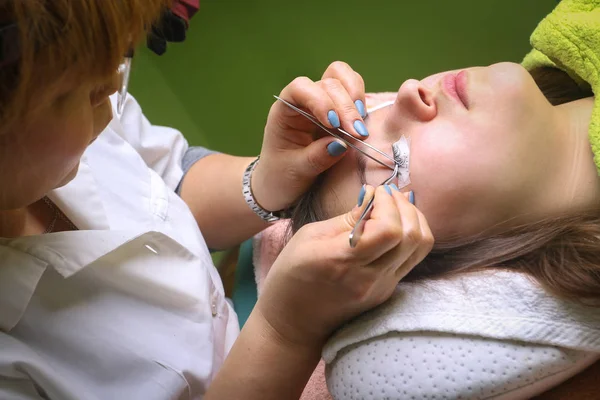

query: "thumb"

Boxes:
[297, 137, 348, 177]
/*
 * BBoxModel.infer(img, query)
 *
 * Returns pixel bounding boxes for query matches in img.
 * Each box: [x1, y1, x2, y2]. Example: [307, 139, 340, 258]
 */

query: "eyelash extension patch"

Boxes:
[392, 135, 411, 189]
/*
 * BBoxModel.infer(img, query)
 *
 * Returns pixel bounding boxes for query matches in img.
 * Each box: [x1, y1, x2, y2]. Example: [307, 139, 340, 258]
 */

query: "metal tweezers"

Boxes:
[274, 96, 400, 248]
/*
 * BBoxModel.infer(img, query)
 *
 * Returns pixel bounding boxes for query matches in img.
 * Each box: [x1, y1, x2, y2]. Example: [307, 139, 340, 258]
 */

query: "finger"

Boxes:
[350, 185, 404, 261]
[322, 61, 367, 118]
[307, 185, 376, 238]
[394, 201, 435, 280]
[294, 136, 349, 176]
[278, 76, 342, 130]
[318, 78, 369, 140]
[291, 185, 380, 277]
[299, 185, 409, 273]
[366, 188, 422, 270]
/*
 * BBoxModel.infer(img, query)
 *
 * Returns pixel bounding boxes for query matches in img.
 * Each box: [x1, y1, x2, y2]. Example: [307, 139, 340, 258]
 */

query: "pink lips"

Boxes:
[442, 71, 469, 109]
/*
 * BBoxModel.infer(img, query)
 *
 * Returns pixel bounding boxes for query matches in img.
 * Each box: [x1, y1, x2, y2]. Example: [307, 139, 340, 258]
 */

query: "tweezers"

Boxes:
[273, 96, 396, 171]
[274, 95, 400, 248]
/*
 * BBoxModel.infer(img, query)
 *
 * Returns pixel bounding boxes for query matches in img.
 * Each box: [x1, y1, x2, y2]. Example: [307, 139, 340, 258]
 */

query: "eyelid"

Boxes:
[392, 136, 412, 189]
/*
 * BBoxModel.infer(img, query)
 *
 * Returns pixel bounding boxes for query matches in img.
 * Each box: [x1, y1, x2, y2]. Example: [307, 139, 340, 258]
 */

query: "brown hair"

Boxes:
[290, 67, 599, 305]
[0, 0, 171, 134]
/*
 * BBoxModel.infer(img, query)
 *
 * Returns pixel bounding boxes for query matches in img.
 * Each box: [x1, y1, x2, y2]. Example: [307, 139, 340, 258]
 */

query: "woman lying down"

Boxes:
[285, 62, 600, 400]
[255, 2, 600, 398]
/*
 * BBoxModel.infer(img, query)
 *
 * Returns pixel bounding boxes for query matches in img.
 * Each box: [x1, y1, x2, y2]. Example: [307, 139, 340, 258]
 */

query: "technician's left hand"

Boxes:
[252, 61, 369, 212]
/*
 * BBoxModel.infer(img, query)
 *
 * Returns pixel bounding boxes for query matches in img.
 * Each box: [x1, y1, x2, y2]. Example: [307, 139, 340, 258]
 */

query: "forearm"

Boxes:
[205, 309, 323, 400]
[179, 153, 269, 249]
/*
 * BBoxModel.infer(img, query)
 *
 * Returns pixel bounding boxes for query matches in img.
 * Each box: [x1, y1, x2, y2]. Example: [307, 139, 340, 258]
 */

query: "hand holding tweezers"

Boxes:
[273, 96, 400, 247]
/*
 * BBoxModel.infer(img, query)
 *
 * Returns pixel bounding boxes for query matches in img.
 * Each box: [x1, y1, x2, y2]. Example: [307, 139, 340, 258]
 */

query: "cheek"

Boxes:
[409, 130, 504, 238]
[26, 105, 95, 185]
[53, 109, 95, 163]
[410, 123, 474, 189]
[93, 99, 113, 136]
[410, 118, 515, 197]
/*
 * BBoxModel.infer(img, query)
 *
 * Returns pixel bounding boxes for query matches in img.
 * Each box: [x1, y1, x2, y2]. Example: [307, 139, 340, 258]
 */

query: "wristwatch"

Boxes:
[242, 157, 292, 223]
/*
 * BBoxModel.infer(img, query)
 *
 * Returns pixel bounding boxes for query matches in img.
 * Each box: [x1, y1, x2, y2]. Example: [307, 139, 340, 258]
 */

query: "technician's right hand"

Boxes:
[256, 184, 434, 348]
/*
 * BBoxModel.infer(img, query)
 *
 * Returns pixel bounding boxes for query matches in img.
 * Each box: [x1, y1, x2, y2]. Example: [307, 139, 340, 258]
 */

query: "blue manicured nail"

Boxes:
[328, 110, 341, 128]
[353, 120, 369, 137]
[408, 191, 415, 205]
[355, 99, 367, 118]
[357, 185, 366, 206]
[384, 185, 392, 195]
[327, 140, 347, 157]
[390, 183, 399, 191]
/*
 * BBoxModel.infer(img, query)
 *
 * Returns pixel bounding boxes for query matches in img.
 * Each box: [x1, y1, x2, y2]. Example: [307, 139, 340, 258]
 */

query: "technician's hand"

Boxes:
[252, 61, 369, 212]
[256, 185, 434, 348]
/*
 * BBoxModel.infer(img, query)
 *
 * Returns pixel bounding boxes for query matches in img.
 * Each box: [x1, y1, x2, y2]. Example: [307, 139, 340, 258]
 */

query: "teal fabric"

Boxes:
[232, 239, 258, 328]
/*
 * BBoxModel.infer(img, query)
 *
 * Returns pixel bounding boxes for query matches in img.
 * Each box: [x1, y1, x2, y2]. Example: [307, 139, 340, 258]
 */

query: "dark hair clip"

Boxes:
[0, 23, 19, 67]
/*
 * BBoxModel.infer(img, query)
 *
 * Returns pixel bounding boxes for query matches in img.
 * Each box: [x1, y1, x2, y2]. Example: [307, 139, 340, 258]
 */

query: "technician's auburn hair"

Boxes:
[290, 67, 599, 305]
[0, 0, 171, 134]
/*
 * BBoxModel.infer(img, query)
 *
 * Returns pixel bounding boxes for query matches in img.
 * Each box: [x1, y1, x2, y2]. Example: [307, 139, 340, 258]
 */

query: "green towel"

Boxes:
[522, 0, 600, 174]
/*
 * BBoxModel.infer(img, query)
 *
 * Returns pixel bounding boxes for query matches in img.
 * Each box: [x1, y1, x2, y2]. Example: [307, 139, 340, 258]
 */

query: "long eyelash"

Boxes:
[392, 142, 409, 168]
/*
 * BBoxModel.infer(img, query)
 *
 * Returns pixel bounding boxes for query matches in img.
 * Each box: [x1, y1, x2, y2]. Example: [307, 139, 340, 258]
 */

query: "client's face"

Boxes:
[319, 62, 597, 240]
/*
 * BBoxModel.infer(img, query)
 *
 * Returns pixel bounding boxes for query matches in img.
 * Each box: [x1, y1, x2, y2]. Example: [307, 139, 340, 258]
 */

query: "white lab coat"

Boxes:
[0, 95, 239, 400]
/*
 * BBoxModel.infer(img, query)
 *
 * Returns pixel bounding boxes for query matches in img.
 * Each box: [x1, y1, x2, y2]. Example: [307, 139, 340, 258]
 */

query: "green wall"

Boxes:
[130, 0, 557, 154]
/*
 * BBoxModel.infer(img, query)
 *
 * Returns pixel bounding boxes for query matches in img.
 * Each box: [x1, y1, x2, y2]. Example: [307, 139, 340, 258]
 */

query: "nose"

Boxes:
[393, 79, 437, 122]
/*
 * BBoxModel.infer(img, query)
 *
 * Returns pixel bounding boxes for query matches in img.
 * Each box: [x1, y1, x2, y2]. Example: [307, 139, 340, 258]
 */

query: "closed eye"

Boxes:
[392, 142, 409, 168]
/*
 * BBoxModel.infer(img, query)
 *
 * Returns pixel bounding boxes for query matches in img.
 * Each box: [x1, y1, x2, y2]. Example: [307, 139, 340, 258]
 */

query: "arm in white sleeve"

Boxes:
[109, 94, 268, 249]
[0, 335, 51, 400]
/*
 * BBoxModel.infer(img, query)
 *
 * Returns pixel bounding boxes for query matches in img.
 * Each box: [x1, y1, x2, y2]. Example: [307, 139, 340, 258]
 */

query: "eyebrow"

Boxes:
[356, 152, 367, 185]
[355, 108, 380, 186]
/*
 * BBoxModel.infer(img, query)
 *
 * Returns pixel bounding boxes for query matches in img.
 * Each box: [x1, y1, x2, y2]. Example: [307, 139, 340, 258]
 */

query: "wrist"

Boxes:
[252, 301, 326, 355]
[250, 158, 292, 213]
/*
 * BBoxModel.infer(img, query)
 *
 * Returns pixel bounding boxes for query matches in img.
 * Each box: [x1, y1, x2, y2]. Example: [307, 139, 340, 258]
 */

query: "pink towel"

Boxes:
[252, 93, 397, 400]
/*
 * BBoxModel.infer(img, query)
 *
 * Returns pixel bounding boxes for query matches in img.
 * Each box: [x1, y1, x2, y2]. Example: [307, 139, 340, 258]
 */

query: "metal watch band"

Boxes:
[242, 157, 291, 223]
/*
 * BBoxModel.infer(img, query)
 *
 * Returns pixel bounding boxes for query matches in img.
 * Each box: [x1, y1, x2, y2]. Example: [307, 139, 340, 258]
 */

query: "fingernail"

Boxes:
[408, 191, 415, 205]
[355, 99, 366, 118]
[353, 120, 369, 137]
[357, 184, 366, 206]
[327, 140, 347, 157]
[384, 185, 392, 195]
[328, 110, 340, 128]
[390, 183, 399, 191]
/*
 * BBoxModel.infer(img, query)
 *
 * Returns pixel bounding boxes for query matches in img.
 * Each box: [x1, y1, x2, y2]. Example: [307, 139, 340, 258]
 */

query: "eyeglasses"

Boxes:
[117, 48, 134, 114]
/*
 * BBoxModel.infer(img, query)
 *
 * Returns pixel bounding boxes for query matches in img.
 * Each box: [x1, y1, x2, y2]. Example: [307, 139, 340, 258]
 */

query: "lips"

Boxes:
[442, 71, 469, 109]
[455, 70, 469, 108]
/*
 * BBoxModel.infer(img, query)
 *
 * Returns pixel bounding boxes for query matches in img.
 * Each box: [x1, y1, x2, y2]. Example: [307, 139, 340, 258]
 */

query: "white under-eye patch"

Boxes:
[392, 135, 411, 188]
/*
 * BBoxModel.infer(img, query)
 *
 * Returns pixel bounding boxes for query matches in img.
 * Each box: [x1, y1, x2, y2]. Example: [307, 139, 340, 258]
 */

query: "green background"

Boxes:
[129, 0, 557, 154]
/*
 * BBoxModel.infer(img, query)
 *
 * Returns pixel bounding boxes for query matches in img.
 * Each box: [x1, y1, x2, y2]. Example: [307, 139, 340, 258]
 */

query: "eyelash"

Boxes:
[392, 143, 408, 168]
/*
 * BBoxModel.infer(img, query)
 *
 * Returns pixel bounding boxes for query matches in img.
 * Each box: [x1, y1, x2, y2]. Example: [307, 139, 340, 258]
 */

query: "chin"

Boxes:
[56, 164, 80, 188]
